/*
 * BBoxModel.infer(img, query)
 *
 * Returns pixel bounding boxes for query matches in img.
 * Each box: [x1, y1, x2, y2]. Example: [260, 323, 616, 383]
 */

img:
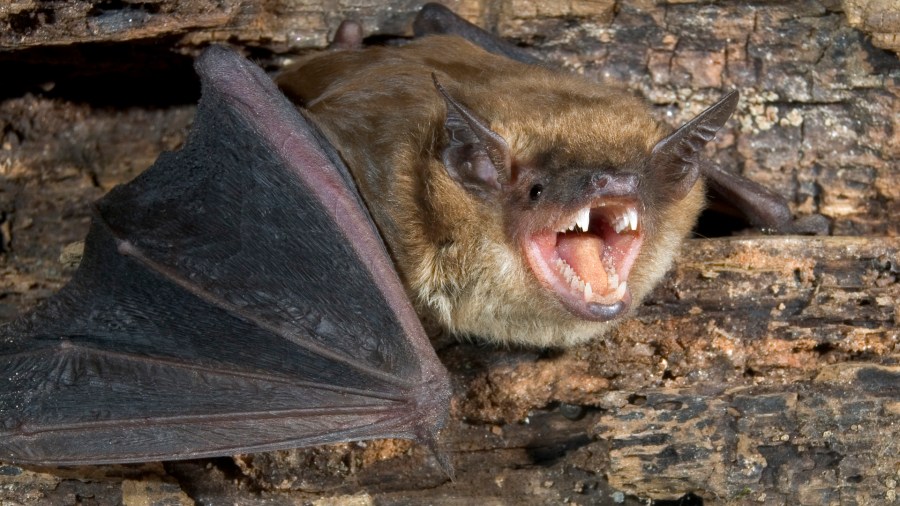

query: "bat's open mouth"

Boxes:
[523, 199, 643, 321]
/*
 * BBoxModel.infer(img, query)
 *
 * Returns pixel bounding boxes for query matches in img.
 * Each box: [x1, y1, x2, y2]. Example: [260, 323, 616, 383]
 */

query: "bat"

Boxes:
[276, 3, 825, 348]
[0, 4, 820, 465]
[0, 45, 450, 466]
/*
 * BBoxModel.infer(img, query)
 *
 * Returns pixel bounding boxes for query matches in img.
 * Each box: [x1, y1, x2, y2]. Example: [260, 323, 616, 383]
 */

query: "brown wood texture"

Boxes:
[843, 0, 900, 54]
[1, 1, 898, 504]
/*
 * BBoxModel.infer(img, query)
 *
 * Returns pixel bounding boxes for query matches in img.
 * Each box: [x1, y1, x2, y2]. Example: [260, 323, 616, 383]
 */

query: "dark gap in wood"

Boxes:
[653, 492, 704, 506]
[627, 394, 647, 406]
[0, 38, 198, 107]
[87, 0, 163, 17]
[693, 207, 754, 238]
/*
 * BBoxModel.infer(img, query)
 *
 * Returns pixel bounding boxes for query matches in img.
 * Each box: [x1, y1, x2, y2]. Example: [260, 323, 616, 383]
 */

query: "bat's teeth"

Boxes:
[552, 253, 624, 302]
[571, 276, 584, 293]
[555, 258, 565, 278]
[575, 207, 591, 232]
[555, 257, 571, 281]
[628, 207, 639, 231]
[571, 271, 581, 288]
[558, 207, 591, 233]
[555, 256, 591, 295]
[609, 206, 640, 233]
[613, 212, 628, 234]
[614, 281, 627, 300]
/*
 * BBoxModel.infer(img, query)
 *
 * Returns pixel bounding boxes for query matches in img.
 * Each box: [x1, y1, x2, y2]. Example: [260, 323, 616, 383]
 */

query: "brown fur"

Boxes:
[277, 36, 705, 347]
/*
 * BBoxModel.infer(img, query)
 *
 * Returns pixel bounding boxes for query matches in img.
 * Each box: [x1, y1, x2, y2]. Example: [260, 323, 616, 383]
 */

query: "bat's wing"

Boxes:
[0, 46, 451, 465]
[413, 3, 828, 235]
[700, 163, 829, 234]
[413, 3, 541, 65]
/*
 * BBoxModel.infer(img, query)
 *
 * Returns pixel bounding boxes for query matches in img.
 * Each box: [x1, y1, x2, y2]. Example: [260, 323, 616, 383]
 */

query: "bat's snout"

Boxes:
[590, 172, 639, 199]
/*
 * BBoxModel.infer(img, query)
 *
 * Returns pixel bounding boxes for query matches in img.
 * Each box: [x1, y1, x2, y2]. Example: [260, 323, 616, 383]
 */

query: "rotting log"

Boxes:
[843, 0, 900, 54]
[595, 363, 899, 504]
[1, 237, 896, 505]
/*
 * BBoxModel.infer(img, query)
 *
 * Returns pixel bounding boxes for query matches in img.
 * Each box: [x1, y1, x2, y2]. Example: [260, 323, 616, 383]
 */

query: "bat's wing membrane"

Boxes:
[0, 47, 450, 465]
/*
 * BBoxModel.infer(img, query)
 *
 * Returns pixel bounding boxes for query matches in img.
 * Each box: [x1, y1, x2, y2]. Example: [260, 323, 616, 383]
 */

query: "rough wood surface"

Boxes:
[843, 0, 900, 54]
[1, 0, 898, 504]
[596, 362, 900, 504]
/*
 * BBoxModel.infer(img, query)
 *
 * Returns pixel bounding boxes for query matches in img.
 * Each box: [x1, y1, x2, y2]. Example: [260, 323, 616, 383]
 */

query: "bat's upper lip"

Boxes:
[522, 198, 643, 322]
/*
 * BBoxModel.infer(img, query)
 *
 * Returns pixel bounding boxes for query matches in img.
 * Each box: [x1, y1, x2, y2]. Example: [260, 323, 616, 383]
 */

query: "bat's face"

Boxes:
[425, 80, 733, 346]
[509, 157, 651, 322]
[416, 153, 703, 348]
[483, 122, 706, 346]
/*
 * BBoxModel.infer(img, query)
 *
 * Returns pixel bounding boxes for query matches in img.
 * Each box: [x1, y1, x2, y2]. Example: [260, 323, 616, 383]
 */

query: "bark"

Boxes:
[843, 0, 900, 54]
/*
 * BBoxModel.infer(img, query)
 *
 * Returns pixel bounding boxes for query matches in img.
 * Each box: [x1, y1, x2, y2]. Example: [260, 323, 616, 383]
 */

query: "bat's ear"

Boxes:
[649, 90, 739, 200]
[433, 74, 511, 197]
[329, 20, 363, 50]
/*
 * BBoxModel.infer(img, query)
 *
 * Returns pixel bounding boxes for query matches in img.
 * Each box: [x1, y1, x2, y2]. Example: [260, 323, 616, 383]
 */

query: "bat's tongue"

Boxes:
[556, 234, 608, 289]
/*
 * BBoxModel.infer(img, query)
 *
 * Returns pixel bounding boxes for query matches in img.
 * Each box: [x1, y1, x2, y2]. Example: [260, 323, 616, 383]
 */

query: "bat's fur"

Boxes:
[278, 36, 705, 347]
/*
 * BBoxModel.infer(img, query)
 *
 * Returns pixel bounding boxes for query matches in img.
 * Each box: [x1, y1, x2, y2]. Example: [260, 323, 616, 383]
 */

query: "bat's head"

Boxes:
[431, 76, 738, 345]
[279, 35, 739, 347]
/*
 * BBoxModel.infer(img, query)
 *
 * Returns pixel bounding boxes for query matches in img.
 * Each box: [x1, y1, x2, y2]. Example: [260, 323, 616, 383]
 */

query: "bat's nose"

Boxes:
[591, 172, 638, 197]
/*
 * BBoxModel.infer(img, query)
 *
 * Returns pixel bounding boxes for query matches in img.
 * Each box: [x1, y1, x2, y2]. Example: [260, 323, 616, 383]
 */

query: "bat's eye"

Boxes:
[530, 184, 544, 201]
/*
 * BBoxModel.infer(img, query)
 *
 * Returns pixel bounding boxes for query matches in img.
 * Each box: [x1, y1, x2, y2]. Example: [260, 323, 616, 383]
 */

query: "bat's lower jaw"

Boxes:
[546, 281, 633, 322]
[583, 292, 632, 321]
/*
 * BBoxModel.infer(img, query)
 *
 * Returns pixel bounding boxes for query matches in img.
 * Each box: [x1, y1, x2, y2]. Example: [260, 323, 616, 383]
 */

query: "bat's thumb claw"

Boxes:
[423, 434, 455, 480]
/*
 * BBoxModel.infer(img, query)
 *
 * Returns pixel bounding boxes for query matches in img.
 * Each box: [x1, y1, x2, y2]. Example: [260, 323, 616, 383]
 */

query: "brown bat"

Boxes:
[0, 4, 820, 465]
[277, 5, 818, 347]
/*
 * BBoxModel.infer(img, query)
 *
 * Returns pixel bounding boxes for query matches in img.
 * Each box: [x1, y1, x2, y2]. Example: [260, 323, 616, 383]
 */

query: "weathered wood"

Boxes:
[0, 0, 427, 51]
[595, 363, 899, 504]
[0, 0, 898, 504]
[843, 0, 900, 54]
[0, 0, 235, 49]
